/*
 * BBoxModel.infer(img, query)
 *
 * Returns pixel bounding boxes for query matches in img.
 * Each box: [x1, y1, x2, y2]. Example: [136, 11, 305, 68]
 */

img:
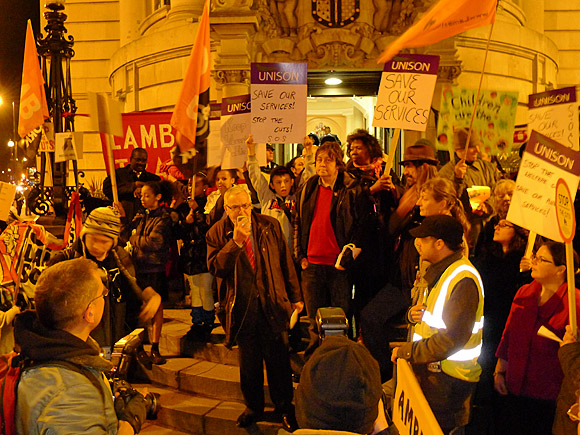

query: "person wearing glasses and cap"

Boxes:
[206, 185, 303, 429]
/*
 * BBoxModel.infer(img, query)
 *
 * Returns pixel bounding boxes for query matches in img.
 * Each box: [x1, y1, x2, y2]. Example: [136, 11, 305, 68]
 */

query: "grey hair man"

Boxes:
[207, 185, 303, 428]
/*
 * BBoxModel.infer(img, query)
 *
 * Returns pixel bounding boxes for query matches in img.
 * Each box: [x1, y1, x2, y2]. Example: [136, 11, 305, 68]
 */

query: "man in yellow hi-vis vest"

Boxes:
[392, 215, 484, 434]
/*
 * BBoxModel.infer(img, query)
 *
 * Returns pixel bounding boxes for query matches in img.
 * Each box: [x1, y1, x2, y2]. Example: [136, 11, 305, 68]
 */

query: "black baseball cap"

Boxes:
[410, 215, 463, 247]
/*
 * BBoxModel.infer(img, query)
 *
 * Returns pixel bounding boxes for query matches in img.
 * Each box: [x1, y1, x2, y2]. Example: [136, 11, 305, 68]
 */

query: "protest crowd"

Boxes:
[3, 123, 580, 435]
[3, 0, 580, 433]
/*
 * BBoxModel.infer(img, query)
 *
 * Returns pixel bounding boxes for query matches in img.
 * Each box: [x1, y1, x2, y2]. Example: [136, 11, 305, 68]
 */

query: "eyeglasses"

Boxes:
[568, 403, 580, 422]
[85, 285, 109, 313]
[226, 203, 252, 212]
[495, 222, 514, 229]
[531, 254, 554, 265]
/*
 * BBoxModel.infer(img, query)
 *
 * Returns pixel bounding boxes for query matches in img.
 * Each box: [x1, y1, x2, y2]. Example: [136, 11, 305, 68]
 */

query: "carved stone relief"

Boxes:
[253, 0, 433, 68]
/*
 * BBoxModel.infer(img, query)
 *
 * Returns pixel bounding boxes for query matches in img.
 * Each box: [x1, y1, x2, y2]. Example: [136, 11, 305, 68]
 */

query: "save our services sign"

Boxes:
[528, 87, 579, 151]
[250, 62, 307, 144]
[373, 53, 440, 131]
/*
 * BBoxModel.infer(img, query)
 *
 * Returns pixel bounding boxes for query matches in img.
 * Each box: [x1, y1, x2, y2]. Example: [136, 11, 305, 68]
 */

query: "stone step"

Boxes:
[147, 355, 273, 405]
[160, 309, 309, 369]
[135, 384, 281, 435]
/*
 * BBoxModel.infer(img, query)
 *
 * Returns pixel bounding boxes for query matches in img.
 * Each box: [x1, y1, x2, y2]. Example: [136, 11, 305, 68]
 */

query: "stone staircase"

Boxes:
[135, 309, 299, 435]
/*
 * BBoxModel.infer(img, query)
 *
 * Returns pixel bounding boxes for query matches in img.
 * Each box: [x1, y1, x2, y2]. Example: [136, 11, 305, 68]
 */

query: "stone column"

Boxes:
[119, 0, 147, 46]
[215, 70, 250, 98]
[167, 0, 204, 22]
[212, 17, 257, 98]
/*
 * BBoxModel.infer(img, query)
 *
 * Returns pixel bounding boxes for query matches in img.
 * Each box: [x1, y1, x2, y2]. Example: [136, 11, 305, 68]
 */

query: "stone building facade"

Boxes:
[45, 0, 578, 181]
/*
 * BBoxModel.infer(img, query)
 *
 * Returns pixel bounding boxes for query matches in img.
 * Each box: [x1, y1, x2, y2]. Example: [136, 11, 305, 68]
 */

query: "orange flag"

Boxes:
[377, 0, 497, 64]
[170, 0, 211, 154]
[18, 20, 49, 138]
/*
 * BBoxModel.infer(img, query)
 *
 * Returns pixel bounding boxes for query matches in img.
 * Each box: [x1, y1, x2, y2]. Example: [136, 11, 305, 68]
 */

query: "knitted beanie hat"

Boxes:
[295, 336, 382, 433]
[80, 207, 121, 247]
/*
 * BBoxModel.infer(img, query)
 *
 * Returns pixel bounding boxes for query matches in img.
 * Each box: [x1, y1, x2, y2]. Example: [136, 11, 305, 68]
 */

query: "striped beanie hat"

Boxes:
[80, 207, 121, 246]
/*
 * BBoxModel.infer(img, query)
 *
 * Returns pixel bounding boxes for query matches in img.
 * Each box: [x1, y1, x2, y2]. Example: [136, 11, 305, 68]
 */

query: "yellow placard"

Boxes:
[393, 360, 444, 435]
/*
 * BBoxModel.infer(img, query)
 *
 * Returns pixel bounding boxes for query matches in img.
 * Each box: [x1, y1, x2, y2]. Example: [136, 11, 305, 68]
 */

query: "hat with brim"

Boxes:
[409, 215, 463, 248]
[399, 139, 438, 165]
[266, 143, 275, 151]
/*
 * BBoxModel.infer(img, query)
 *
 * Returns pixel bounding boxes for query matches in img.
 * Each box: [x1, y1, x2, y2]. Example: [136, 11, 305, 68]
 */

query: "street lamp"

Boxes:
[29, 0, 78, 217]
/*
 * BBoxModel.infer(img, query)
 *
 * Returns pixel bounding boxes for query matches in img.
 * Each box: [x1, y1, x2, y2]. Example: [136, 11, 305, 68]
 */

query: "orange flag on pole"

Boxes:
[377, 0, 497, 64]
[18, 20, 49, 138]
[170, 0, 211, 154]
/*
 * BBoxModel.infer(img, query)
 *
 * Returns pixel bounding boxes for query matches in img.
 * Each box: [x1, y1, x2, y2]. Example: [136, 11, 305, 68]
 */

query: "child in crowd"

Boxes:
[48, 206, 161, 358]
[180, 172, 215, 342]
[129, 179, 175, 364]
[246, 134, 296, 248]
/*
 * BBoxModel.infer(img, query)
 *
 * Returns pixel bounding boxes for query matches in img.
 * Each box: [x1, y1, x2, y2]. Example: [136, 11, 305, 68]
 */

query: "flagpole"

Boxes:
[105, 134, 119, 205]
[384, 128, 401, 176]
[463, 21, 495, 154]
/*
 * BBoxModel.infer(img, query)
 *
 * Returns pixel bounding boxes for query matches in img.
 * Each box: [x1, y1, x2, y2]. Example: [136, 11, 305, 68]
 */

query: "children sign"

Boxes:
[250, 63, 307, 144]
[507, 130, 580, 242]
[437, 86, 518, 154]
[528, 87, 579, 151]
[373, 54, 440, 131]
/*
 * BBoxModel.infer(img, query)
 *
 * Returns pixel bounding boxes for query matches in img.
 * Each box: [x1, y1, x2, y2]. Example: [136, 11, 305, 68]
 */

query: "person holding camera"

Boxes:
[206, 185, 304, 428]
[15, 258, 147, 434]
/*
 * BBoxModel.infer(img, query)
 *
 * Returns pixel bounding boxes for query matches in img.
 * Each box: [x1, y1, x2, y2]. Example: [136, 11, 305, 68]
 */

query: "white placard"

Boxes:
[507, 130, 580, 242]
[373, 54, 440, 131]
[528, 87, 579, 151]
[251, 63, 307, 144]
[54, 132, 78, 162]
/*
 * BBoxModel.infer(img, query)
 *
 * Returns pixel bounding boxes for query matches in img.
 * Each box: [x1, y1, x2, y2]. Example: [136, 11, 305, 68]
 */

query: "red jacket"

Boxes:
[496, 280, 580, 400]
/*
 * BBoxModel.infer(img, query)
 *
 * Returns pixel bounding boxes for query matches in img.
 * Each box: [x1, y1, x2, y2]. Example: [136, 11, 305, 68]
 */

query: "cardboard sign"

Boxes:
[219, 95, 267, 169]
[393, 360, 444, 435]
[528, 87, 579, 151]
[373, 54, 440, 131]
[221, 95, 250, 169]
[250, 62, 307, 143]
[555, 178, 576, 243]
[507, 130, 580, 242]
[54, 132, 78, 162]
[437, 86, 519, 154]
[0, 182, 17, 222]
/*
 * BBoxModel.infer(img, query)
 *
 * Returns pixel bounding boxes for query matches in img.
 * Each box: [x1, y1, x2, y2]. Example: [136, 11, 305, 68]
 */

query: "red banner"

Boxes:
[100, 112, 176, 175]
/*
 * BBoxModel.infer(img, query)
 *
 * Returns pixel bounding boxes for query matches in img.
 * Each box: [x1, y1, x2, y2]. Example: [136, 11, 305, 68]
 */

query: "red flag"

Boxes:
[377, 0, 497, 64]
[18, 20, 49, 138]
[170, 0, 211, 154]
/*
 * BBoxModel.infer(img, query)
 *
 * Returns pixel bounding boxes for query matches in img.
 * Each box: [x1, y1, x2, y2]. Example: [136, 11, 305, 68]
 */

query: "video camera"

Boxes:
[316, 307, 349, 342]
[108, 329, 160, 421]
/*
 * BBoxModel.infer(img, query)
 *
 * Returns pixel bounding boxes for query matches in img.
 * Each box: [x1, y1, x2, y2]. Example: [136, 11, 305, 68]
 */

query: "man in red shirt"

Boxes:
[294, 141, 373, 358]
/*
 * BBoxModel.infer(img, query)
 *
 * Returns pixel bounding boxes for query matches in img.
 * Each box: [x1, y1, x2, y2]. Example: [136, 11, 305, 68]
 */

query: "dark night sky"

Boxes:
[0, 0, 40, 171]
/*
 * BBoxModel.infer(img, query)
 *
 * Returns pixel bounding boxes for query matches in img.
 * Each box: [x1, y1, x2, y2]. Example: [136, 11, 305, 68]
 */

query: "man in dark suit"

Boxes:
[103, 147, 160, 222]
[206, 185, 303, 428]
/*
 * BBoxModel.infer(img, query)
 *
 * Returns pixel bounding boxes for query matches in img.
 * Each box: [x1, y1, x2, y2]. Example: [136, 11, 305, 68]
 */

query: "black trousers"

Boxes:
[235, 296, 293, 414]
[301, 263, 352, 358]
